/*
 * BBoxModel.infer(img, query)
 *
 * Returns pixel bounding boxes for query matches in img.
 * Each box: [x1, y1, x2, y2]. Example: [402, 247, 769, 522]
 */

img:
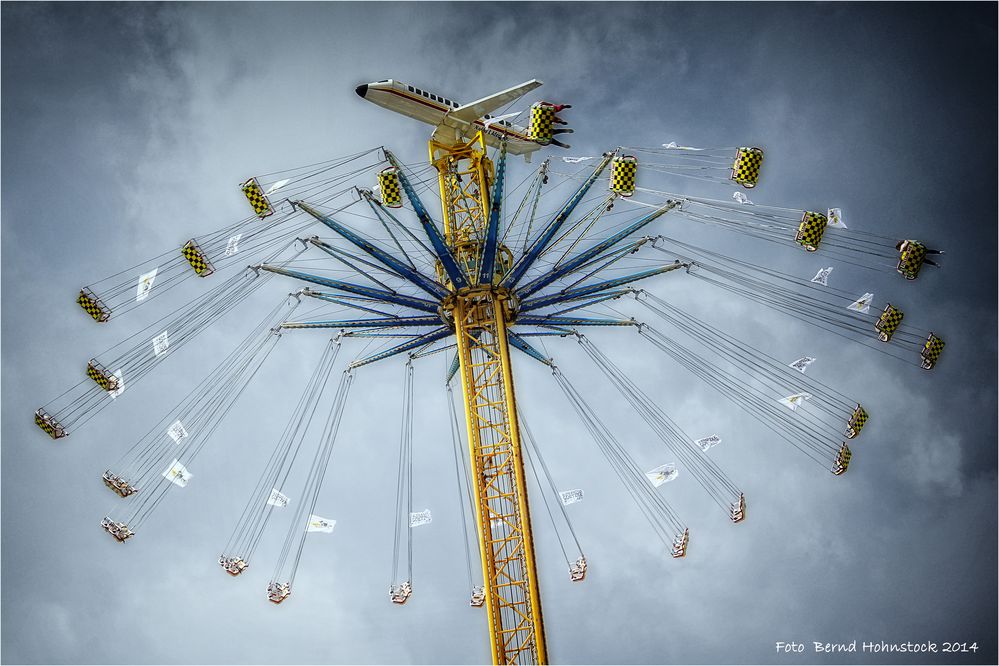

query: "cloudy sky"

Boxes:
[2, 3, 996, 665]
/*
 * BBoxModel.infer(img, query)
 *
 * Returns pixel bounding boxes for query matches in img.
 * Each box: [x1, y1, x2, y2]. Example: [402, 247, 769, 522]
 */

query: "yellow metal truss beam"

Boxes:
[432, 133, 547, 665]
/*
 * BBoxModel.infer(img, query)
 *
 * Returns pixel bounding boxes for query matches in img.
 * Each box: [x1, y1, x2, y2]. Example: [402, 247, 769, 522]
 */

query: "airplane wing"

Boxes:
[448, 79, 543, 123]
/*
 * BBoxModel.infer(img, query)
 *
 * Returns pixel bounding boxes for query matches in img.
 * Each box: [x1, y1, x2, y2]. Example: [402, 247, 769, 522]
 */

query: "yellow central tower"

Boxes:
[431, 132, 547, 665]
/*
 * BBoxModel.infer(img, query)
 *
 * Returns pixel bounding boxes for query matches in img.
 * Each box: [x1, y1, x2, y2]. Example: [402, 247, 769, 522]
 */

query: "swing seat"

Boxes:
[267, 582, 291, 604]
[221, 557, 248, 576]
[529, 102, 557, 145]
[730, 493, 747, 523]
[182, 239, 215, 277]
[731, 147, 764, 188]
[897, 241, 927, 280]
[78, 287, 111, 322]
[241, 177, 275, 219]
[569, 556, 588, 582]
[101, 516, 134, 542]
[390, 581, 412, 604]
[845, 404, 869, 439]
[377, 168, 403, 208]
[795, 211, 828, 252]
[35, 408, 68, 439]
[102, 470, 138, 497]
[670, 528, 689, 558]
[874, 304, 904, 342]
[87, 359, 120, 392]
[831, 443, 853, 476]
[920, 332, 945, 370]
[609, 155, 638, 197]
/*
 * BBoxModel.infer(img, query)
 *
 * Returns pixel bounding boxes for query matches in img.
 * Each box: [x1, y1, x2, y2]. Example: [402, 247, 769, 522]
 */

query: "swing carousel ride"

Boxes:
[34, 77, 945, 665]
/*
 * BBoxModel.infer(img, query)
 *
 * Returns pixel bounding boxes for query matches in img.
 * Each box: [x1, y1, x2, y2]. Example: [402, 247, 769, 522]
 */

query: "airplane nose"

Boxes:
[355, 84, 368, 98]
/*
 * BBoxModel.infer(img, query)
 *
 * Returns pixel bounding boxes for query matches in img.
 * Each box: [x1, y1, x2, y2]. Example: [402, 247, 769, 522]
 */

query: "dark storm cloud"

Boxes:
[2, 3, 995, 665]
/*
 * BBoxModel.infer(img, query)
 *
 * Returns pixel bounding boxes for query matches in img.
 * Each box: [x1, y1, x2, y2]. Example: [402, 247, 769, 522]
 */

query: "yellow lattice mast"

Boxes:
[430, 132, 547, 665]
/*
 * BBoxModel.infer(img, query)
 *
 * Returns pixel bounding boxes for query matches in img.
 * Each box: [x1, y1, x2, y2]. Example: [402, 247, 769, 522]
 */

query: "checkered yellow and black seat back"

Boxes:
[182, 240, 215, 277]
[610, 155, 638, 197]
[86, 359, 119, 392]
[77, 288, 111, 322]
[832, 443, 853, 475]
[921, 333, 945, 369]
[795, 211, 827, 251]
[529, 102, 555, 145]
[846, 404, 869, 439]
[377, 168, 403, 208]
[241, 177, 274, 219]
[875, 304, 904, 342]
[35, 408, 67, 439]
[731, 147, 764, 188]
[897, 241, 927, 280]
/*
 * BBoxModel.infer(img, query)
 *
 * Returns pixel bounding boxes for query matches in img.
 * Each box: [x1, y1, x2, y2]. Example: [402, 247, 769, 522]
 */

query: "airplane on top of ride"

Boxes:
[354, 78, 571, 160]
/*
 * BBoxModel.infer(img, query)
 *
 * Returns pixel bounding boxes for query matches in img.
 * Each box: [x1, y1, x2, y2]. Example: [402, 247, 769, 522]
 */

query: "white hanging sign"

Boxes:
[264, 179, 290, 196]
[646, 463, 678, 487]
[827, 208, 847, 228]
[152, 330, 170, 357]
[662, 142, 703, 151]
[167, 420, 188, 443]
[694, 435, 721, 452]
[847, 292, 874, 314]
[224, 233, 242, 257]
[307, 515, 335, 533]
[136, 268, 158, 302]
[811, 267, 834, 286]
[779, 392, 813, 411]
[409, 509, 432, 528]
[788, 357, 816, 373]
[267, 488, 290, 506]
[267, 489, 290, 507]
[559, 489, 584, 505]
[162, 459, 192, 487]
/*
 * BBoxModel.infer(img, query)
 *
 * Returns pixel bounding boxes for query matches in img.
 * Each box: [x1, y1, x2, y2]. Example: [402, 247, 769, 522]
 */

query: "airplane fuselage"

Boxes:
[355, 79, 541, 155]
